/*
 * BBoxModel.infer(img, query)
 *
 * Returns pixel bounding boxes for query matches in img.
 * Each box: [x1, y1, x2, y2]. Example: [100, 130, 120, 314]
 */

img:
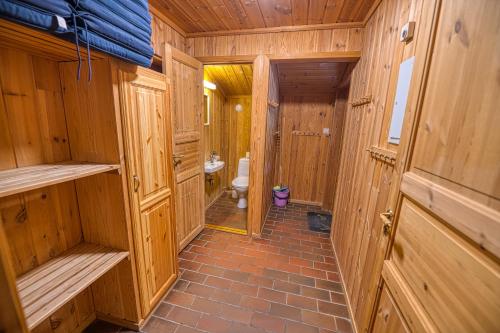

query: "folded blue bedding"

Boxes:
[0, 0, 153, 68]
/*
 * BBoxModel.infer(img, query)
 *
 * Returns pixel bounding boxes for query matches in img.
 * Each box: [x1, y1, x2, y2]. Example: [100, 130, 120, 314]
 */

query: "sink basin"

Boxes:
[204, 160, 225, 174]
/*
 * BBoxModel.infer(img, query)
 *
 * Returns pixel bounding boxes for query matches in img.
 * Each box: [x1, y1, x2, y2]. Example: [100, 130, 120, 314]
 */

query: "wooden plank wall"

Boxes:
[150, 11, 186, 55]
[279, 95, 336, 206]
[322, 89, 349, 212]
[225, 95, 252, 184]
[331, 0, 426, 331]
[203, 74, 227, 208]
[261, 64, 280, 222]
[185, 28, 363, 57]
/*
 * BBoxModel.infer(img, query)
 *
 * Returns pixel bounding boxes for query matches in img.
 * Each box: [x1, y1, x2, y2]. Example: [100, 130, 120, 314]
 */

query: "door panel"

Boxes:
[141, 199, 175, 306]
[164, 45, 204, 251]
[391, 199, 499, 332]
[382, 1, 500, 332]
[120, 66, 177, 316]
[372, 285, 409, 333]
[176, 175, 202, 247]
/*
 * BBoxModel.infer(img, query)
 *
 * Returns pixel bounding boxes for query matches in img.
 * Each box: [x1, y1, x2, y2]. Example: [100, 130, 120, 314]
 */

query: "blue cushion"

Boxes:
[0, 0, 154, 67]
[80, 12, 153, 58]
[75, 28, 152, 67]
[0, 0, 71, 33]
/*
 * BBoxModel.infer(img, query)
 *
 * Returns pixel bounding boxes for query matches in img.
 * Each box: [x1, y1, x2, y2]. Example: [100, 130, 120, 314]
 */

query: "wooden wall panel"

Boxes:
[279, 95, 335, 205]
[261, 64, 280, 221]
[150, 10, 186, 55]
[186, 27, 363, 57]
[331, 0, 426, 331]
[322, 89, 348, 212]
[226, 96, 252, 184]
[248, 55, 270, 236]
[203, 73, 227, 208]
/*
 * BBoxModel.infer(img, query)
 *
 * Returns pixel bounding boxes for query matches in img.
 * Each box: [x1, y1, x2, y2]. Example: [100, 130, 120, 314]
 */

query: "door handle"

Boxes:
[173, 154, 184, 167]
[133, 175, 140, 192]
[380, 209, 394, 236]
[381, 209, 394, 221]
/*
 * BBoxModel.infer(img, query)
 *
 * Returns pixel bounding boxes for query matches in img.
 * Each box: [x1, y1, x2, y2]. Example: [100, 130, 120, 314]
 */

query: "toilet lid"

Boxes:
[232, 176, 249, 187]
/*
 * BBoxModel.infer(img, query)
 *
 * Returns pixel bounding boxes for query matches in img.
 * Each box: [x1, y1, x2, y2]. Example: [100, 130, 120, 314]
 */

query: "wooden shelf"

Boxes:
[16, 243, 129, 330]
[0, 162, 120, 198]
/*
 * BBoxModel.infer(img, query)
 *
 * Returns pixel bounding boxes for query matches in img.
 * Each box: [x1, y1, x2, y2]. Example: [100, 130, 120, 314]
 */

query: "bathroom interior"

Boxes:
[203, 64, 253, 234]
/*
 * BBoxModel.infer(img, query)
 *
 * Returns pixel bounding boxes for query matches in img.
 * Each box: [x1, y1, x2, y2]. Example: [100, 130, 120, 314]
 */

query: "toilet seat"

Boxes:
[232, 176, 249, 188]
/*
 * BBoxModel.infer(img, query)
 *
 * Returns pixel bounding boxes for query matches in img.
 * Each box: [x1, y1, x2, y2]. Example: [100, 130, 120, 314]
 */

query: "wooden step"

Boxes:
[16, 243, 129, 330]
[0, 162, 120, 198]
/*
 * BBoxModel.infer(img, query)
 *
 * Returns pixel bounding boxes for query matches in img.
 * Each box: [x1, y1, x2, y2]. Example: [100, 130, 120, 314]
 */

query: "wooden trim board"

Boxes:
[186, 22, 364, 38]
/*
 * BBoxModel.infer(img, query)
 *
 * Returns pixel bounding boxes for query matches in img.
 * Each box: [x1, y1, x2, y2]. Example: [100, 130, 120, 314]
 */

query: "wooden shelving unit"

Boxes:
[0, 162, 120, 198]
[16, 243, 129, 330]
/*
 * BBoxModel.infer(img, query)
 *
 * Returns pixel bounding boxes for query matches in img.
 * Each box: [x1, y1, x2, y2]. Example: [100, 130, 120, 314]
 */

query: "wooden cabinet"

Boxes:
[0, 32, 142, 332]
[119, 66, 178, 315]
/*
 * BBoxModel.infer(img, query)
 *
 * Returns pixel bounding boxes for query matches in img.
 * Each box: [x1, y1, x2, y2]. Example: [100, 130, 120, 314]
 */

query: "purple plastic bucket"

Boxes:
[273, 189, 289, 207]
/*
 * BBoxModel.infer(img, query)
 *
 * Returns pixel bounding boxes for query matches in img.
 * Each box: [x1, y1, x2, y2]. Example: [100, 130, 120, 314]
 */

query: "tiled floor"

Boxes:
[86, 203, 353, 333]
[205, 192, 247, 231]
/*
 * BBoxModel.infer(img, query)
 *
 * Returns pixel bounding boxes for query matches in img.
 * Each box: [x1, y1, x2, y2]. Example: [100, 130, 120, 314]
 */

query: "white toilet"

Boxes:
[232, 157, 249, 209]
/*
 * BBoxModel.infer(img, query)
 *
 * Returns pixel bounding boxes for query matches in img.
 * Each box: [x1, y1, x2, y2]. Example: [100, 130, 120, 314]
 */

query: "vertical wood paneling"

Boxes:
[331, 0, 425, 331]
[226, 96, 252, 184]
[150, 12, 186, 55]
[203, 75, 227, 208]
[322, 89, 348, 211]
[186, 28, 363, 57]
[279, 95, 335, 205]
[261, 64, 280, 221]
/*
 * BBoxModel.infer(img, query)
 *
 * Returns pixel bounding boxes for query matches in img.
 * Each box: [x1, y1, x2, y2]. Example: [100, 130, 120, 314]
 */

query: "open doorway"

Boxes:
[203, 64, 253, 234]
[249, 58, 355, 236]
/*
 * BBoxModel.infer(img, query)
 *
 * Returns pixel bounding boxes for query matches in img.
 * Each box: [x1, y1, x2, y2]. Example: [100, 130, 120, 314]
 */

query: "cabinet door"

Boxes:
[120, 66, 177, 315]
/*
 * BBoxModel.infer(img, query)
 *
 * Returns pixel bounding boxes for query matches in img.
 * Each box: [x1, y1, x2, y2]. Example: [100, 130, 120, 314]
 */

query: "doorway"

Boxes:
[202, 64, 253, 234]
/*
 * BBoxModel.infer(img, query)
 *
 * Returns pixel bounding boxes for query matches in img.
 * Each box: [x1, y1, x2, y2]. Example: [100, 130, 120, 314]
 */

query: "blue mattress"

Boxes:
[0, 0, 153, 68]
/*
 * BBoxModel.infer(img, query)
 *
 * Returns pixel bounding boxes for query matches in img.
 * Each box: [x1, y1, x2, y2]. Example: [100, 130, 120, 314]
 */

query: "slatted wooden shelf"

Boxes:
[16, 243, 129, 330]
[0, 162, 120, 198]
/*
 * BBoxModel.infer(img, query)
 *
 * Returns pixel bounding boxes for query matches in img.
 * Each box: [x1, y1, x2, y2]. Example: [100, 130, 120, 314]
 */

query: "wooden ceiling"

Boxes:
[277, 62, 350, 95]
[205, 64, 253, 96]
[150, 0, 377, 34]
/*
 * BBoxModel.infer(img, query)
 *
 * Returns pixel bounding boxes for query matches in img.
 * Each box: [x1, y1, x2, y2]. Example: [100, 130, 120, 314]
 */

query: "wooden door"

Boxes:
[381, 0, 500, 332]
[164, 44, 205, 251]
[119, 66, 177, 316]
[280, 95, 334, 205]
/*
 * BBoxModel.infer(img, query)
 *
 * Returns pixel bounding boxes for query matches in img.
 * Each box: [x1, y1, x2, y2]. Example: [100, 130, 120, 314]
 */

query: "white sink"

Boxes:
[204, 160, 225, 174]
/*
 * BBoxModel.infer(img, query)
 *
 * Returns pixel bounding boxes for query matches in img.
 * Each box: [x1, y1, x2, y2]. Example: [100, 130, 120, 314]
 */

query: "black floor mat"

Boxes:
[307, 212, 332, 233]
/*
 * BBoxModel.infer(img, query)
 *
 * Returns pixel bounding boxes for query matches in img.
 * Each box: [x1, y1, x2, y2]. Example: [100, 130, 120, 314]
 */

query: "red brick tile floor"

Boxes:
[205, 192, 247, 231]
[85, 203, 353, 333]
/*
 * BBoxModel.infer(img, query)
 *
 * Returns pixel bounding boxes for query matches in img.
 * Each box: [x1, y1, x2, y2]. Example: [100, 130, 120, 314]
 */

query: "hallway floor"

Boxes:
[86, 203, 353, 333]
[205, 192, 247, 231]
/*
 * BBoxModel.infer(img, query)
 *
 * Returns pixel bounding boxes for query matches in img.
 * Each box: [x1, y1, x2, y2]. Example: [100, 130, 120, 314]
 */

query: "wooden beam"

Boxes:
[269, 51, 361, 63]
[195, 55, 256, 65]
[186, 21, 364, 38]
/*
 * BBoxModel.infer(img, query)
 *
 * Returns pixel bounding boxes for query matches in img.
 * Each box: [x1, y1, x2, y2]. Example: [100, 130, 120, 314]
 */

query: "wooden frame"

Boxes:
[197, 51, 361, 237]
